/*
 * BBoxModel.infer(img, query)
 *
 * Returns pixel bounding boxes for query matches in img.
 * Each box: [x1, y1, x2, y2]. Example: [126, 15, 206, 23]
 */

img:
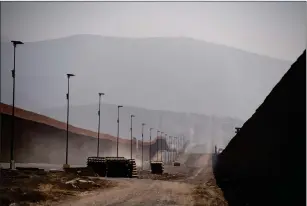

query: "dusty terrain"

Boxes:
[0, 168, 115, 206]
[0, 153, 227, 206]
[53, 162, 226, 206]
[55, 178, 194, 206]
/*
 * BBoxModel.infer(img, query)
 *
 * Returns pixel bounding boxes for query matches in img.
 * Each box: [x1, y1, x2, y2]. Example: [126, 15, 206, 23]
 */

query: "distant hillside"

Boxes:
[1, 35, 291, 120]
[42, 103, 244, 152]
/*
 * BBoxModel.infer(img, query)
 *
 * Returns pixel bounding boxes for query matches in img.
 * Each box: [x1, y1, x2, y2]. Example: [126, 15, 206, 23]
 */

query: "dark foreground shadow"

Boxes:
[214, 50, 306, 206]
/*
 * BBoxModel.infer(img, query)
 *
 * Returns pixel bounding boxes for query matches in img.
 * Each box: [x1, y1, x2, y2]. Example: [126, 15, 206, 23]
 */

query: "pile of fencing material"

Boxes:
[150, 161, 164, 174]
[106, 158, 130, 177]
[87, 157, 138, 178]
[128, 159, 138, 178]
[173, 162, 180, 166]
[87, 157, 107, 176]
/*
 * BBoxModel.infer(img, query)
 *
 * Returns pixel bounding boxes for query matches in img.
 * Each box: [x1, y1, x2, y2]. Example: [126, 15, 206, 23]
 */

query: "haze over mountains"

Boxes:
[42, 103, 243, 151]
[0, 35, 292, 150]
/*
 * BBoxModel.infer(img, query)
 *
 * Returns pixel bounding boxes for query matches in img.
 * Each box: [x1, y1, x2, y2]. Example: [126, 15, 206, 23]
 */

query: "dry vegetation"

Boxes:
[138, 164, 228, 206]
[137, 170, 186, 181]
[0, 156, 228, 206]
[192, 177, 228, 206]
[0, 168, 115, 206]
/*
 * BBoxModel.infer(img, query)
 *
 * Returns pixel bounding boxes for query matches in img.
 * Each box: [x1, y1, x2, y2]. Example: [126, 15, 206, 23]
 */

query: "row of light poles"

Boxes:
[7, 40, 185, 169]
[64, 75, 183, 167]
[97, 92, 105, 157]
[128, 118, 183, 169]
[56, 73, 184, 167]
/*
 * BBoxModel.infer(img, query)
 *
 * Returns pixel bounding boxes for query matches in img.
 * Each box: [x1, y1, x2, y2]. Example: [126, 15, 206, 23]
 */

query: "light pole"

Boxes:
[164, 133, 167, 163]
[171, 136, 174, 163]
[180, 136, 183, 150]
[10, 40, 24, 170]
[178, 136, 181, 153]
[65, 73, 75, 167]
[179, 137, 181, 155]
[168, 136, 172, 164]
[235, 127, 241, 134]
[160, 132, 164, 162]
[178, 137, 180, 156]
[173, 136, 176, 162]
[149, 128, 153, 163]
[156, 130, 160, 161]
[97, 93, 105, 157]
[141, 123, 145, 170]
[116, 105, 123, 157]
[130, 115, 135, 159]
[172, 136, 175, 161]
[175, 137, 178, 159]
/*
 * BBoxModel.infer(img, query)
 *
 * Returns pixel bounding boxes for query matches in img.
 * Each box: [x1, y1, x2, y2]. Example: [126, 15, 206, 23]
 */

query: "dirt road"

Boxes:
[55, 178, 195, 206]
[52, 154, 217, 206]
[1, 153, 224, 206]
[53, 166, 216, 205]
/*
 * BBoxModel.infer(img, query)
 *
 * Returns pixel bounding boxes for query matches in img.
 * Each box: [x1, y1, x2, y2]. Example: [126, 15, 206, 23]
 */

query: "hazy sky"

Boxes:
[1, 2, 306, 61]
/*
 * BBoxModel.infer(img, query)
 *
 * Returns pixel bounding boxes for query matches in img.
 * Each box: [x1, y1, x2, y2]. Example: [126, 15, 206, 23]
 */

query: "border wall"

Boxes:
[0, 103, 170, 166]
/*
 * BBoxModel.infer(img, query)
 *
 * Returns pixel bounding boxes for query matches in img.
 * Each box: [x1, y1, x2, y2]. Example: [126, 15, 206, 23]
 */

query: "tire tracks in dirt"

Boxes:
[54, 178, 195, 206]
[53, 154, 215, 206]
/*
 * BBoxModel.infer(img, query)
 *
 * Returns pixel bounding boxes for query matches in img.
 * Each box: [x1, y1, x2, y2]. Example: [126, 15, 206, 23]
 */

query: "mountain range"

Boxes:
[0, 35, 292, 151]
[42, 103, 243, 151]
[0, 35, 292, 119]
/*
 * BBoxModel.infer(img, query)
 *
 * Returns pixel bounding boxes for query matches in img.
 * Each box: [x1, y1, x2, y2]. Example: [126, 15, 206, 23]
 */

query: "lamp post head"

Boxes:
[150, 128, 153, 131]
[99, 92, 105, 96]
[235, 127, 241, 133]
[118, 105, 123, 108]
[131, 114, 135, 118]
[142, 123, 146, 126]
[11, 40, 24, 46]
[67, 73, 75, 78]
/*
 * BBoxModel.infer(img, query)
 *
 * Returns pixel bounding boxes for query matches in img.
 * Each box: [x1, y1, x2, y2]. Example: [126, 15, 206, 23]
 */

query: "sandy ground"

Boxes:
[54, 178, 195, 206]
[0, 169, 115, 206]
[50, 157, 224, 206]
[1, 153, 227, 206]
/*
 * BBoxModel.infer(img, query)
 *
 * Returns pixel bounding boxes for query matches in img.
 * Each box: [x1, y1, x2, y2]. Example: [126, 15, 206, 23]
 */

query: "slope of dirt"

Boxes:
[192, 178, 228, 206]
[53, 168, 227, 206]
[54, 178, 194, 206]
[40, 150, 227, 206]
[193, 154, 211, 168]
[184, 154, 204, 167]
[214, 51, 306, 206]
[0, 169, 115, 206]
[138, 170, 186, 181]
[175, 152, 211, 168]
